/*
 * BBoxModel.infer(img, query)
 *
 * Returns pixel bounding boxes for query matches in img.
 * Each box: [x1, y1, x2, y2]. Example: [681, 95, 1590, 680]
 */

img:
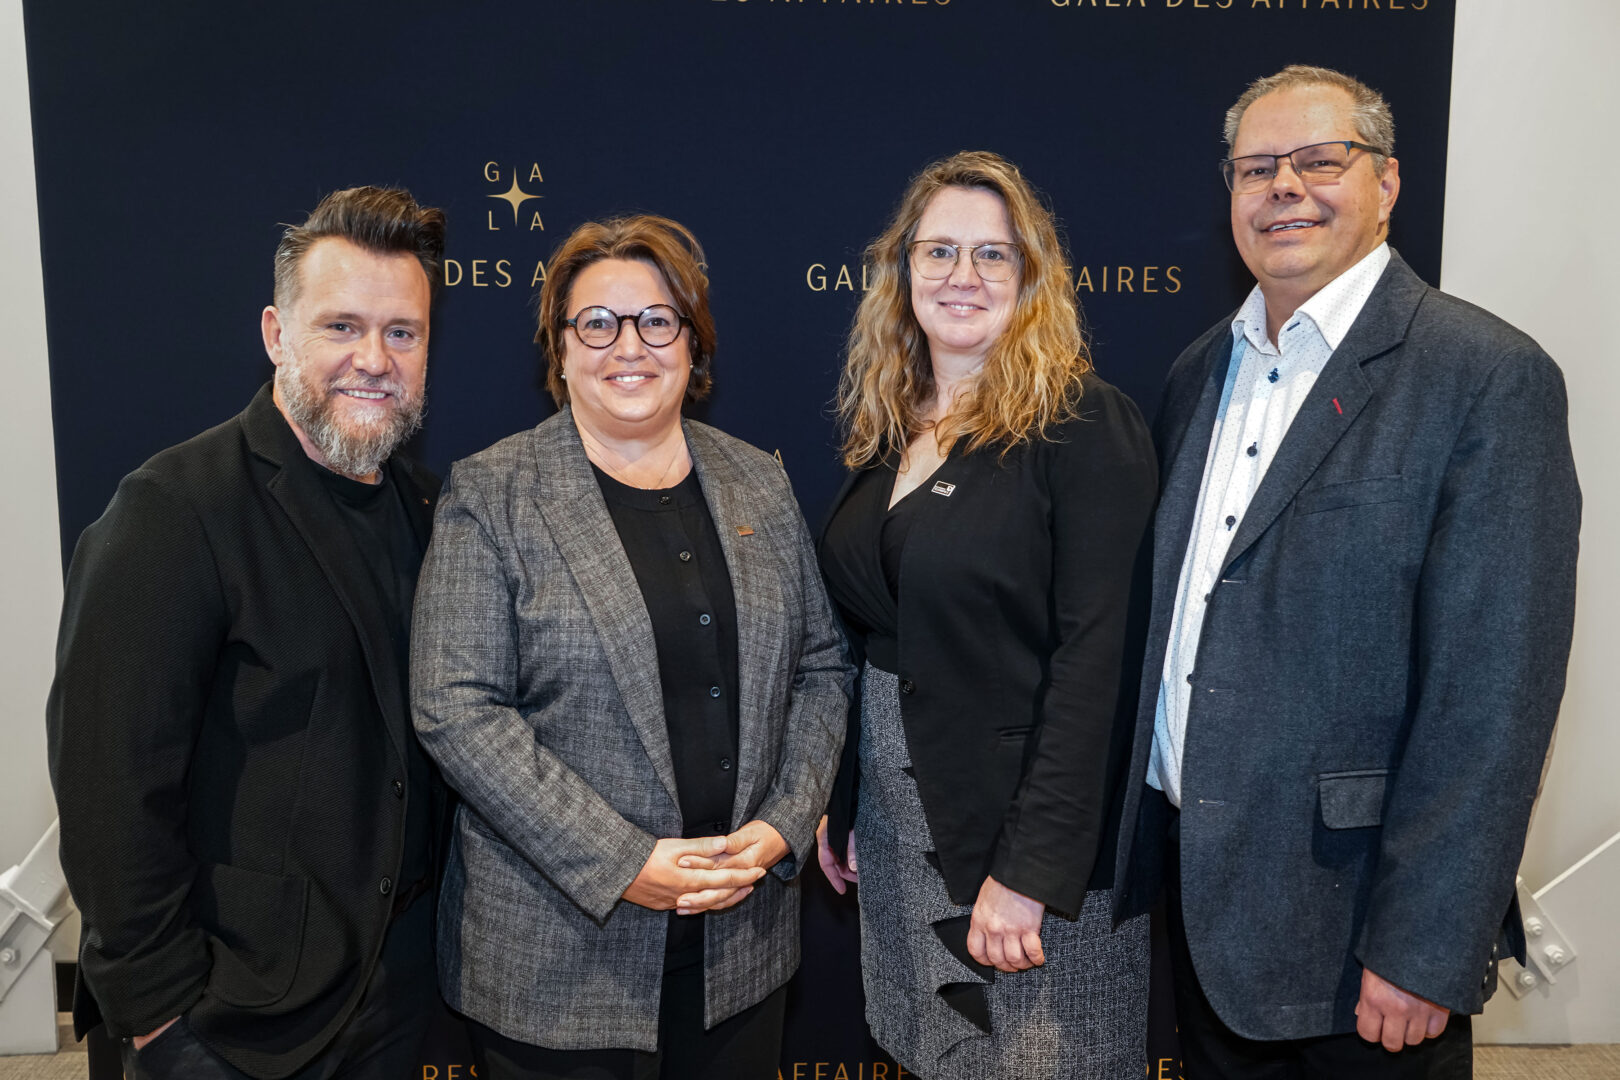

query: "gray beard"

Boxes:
[276, 345, 425, 480]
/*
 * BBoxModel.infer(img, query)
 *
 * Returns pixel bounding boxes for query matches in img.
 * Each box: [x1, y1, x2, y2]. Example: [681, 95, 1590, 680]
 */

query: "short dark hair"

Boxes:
[535, 215, 717, 408]
[272, 186, 446, 308]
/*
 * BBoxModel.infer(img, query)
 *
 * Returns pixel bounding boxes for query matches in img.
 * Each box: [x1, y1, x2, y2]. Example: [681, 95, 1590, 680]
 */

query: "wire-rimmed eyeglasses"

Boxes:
[908, 240, 1021, 282]
[1219, 140, 1388, 194]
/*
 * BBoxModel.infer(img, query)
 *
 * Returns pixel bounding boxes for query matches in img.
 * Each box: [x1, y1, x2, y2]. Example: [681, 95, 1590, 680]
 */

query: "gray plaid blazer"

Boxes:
[411, 409, 852, 1051]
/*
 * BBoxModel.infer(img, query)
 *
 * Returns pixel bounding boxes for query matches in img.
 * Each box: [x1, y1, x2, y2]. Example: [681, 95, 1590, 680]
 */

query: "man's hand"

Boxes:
[814, 815, 859, 895]
[131, 1016, 179, 1051]
[622, 836, 765, 914]
[1355, 967, 1450, 1051]
[672, 821, 789, 913]
[968, 876, 1046, 973]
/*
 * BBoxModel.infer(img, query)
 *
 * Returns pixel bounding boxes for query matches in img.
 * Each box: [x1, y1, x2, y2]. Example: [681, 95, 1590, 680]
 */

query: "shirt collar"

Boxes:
[1230, 242, 1390, 353]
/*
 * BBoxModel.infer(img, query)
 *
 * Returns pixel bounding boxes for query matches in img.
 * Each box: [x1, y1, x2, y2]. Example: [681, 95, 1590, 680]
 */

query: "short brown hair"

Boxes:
[1225, 65, 1395, 174]
[535, 215, 717, 408]
[272, 186, 446, 308]
[837, 150, 1088, 468]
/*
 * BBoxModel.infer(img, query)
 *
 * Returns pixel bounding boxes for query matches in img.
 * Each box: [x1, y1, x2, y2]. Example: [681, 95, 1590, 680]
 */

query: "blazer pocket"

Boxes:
[1317, 769, 1390, 829]
[1295, 475, 1405, 515]
[193, 861, 309, 1007]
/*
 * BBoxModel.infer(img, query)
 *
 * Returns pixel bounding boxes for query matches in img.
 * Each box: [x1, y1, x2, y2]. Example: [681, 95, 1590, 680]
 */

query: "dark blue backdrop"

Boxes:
[25, 2, 1455, 1076]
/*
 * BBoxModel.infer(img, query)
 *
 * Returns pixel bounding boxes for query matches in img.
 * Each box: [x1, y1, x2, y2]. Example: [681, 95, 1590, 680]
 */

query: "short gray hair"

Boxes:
[1224, 65, 1395, 174]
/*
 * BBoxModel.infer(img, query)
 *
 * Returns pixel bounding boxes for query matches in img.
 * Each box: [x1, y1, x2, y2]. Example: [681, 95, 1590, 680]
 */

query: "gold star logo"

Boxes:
[489, 170, 541, 226]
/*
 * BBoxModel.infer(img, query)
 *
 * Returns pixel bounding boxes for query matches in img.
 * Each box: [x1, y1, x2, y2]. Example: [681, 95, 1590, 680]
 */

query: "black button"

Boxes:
[1204, 592, 1212, 603]
[1225, 515, 1237, 528]
[713, 820, 728, 833]
[709, 685, 721, 698]
[392, 779, 404, 798]
[678, 550, 692, 562]
[379, 877, 393, 896]
[1247, 443, 1258, 457]
[1186, 673, 1194, 684]
[659, 495, 671, 505]
[720, 757, 733, 771]
[900, 679, 915, 694]
[699, 613, 711, 626]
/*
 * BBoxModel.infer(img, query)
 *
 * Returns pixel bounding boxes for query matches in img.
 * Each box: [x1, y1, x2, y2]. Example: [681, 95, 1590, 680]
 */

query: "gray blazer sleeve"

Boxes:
[750, 461, 854, 880]
[1356, 344, 1580, 1011]
[411, 464, 655, 922]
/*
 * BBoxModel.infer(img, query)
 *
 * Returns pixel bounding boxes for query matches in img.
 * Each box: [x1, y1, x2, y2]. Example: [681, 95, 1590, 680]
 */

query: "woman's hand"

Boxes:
[814, 815, 860, 895]
[968, 875, 1046, 973]
[622, 836, 765, 913]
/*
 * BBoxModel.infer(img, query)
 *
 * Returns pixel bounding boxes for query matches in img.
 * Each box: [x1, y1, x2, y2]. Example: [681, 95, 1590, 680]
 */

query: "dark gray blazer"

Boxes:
[410, 409, 852, 1051]
[1113, 251, 1581, 1040]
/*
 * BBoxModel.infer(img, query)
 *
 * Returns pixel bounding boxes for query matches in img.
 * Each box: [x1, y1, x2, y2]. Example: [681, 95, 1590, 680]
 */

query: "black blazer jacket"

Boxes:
[1113, 252, 1581, 1038]
[822, 373, 1157, 917]
[47, 383, 443, 1078]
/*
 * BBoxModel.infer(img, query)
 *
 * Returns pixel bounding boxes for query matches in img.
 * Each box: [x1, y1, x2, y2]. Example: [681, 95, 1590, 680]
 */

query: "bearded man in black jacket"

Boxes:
[48, 185, 449, 1080]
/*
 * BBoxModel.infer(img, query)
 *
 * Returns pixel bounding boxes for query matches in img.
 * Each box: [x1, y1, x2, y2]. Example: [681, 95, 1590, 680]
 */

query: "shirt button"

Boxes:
[679, 550, 692, 562]
[659, 496, 671, 505]
[720, 757, 733, 771]
[379, 877, 393, 896]
[392, 779, 404, 798]
[709, 685, 721, 698]
[713, 820, 728, 834]
[900, 679, 915, 694]
[1225, 515, 1237, 528]
[699, 613, 711, 626]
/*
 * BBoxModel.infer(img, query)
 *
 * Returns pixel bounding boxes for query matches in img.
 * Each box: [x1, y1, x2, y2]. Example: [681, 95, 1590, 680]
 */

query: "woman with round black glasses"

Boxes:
[411, 214, 852, 1079]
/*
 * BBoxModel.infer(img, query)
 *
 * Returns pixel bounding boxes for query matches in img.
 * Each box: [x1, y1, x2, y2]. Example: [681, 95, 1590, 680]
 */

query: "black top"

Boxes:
[818, 374, 1158, 916]
[312, 462, 434, 897]
[593, 463, 741, 966]
[818, 460, 926, 675]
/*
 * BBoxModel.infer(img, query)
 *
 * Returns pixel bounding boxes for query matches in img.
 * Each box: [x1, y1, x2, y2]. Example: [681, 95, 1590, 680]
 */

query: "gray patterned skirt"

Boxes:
[854, 663, 1150, 1079]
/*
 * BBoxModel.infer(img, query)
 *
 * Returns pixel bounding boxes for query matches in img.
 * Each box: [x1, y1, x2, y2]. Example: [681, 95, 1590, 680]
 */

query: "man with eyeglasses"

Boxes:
[48, 186, 451, 1079]
[1113, 65, 1579, 1079]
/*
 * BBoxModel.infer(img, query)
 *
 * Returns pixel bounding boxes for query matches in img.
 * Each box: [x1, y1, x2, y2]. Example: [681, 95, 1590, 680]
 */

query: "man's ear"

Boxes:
[261, 305, 287, 367]
[1377, 156, 1401, 226]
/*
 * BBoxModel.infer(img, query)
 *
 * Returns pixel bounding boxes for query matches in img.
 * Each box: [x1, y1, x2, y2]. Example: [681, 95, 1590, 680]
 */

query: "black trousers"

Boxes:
[1163, 803, 1472, 1080]
[467, 940, 787, 1080]
[120, 892, 438, 1080]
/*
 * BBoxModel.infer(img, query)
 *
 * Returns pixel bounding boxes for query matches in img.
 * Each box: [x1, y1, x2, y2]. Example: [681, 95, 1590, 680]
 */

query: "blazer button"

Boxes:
[900, 679, 915, 694]
[379, 877, 393, 896]
[392, 779, 404, 798]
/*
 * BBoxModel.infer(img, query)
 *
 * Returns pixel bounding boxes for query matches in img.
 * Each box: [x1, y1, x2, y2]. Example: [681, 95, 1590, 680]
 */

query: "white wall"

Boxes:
[0, 0, 72, 958]
[1446, 0, 1620, 1042]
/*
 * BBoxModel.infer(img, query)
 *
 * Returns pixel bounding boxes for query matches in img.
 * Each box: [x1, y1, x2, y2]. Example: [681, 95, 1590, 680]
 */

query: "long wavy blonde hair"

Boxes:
[837, 151, 1089, 468]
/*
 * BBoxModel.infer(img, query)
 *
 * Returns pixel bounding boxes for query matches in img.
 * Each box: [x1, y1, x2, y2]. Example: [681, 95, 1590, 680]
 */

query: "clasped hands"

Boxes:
[622, 820, 788, 915]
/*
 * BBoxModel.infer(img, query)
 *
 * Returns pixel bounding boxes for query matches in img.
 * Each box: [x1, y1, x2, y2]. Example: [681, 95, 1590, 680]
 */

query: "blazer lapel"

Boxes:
[529, 410, 681, 812]
[1220, 255, 1423, 575]
[1152, 333, 1234, 617]
[242, 386, 408, 767]
[686, 424, 787, 826]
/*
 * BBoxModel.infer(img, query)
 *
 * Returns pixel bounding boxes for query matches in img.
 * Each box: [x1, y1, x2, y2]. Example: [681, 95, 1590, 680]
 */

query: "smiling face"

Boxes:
[909, 186, 1021, 373]
[1230, 83, 1400, 318]
[262, 236, 431, 482]
[561, 258, 691, 445]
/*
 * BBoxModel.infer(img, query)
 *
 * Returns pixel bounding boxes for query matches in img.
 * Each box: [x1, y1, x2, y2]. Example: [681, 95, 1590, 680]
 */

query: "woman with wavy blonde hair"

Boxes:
[816, 151, 1157, 1078]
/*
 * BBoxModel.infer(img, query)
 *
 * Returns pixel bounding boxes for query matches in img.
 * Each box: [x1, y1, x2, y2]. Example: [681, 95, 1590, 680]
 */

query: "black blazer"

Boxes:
[47, 384, 443, 1078]
[1113, 252, 1581, 1037]
[822, 373, 1157, 917]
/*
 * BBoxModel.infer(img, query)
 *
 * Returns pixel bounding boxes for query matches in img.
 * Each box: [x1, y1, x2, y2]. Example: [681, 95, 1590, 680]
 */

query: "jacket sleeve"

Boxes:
[46, 472, 223, 1036]
[989, 386, 1160, 917]
[752, 464, 856, 880]
[410, 464, 656, 923]
[1355, 346, 1580, 1012]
